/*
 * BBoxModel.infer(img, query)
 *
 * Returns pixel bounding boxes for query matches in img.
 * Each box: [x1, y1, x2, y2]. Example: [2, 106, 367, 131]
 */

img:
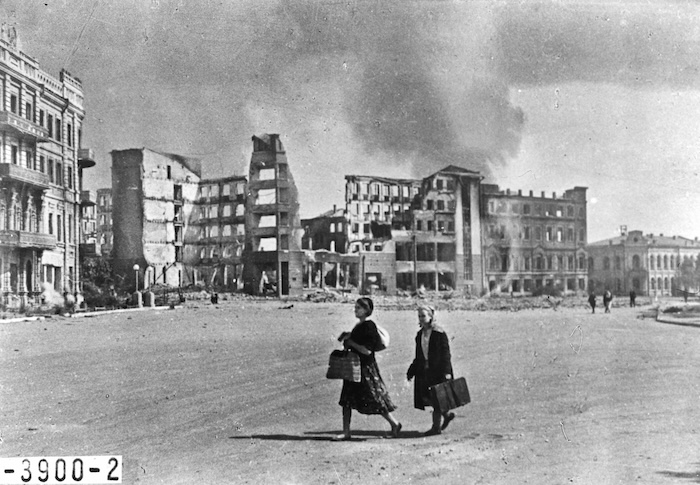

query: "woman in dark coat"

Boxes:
[407, 305, 455, 435]
[588, 292, 597, 313]
[335, 297, 401, 440]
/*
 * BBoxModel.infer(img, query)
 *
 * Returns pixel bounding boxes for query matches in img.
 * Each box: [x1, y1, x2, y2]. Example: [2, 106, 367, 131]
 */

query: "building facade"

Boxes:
[339, 166, 486, 295]
[302, 168, 589, 296]
[189, 175, 247, 289]
[481, 185, 589, 295]
[587, 229, 700, 296]
[95, 188, 113, 256]
[394, 166, 484, 294]
[79, 189, 98, 257]
[301, 206, 359, 290]
[0, 29, 93, 307]
[111, 149, 200, 290]
[242, 134, 305, 296]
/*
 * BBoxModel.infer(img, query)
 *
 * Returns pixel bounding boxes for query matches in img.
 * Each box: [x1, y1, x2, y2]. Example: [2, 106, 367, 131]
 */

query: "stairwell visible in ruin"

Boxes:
[242, 134, 304, 296]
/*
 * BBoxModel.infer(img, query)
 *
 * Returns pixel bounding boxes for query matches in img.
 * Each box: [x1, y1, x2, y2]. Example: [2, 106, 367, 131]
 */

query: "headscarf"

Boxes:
[356, 297, 374, 316]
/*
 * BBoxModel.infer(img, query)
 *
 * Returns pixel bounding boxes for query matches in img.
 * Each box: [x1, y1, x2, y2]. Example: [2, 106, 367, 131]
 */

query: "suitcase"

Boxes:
[429, 377, 471, 413]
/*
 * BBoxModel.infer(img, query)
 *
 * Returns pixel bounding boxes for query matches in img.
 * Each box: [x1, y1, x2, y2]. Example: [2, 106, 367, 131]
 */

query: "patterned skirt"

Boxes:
[339, 358, 396, 415]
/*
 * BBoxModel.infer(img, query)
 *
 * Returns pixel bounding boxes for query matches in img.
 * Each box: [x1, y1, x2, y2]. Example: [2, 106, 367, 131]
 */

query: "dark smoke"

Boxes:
[250, 1, 527, 177]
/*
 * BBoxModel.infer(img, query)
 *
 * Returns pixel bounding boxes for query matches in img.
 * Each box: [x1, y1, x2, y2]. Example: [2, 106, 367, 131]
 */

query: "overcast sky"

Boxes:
[5, 0, 700, 242]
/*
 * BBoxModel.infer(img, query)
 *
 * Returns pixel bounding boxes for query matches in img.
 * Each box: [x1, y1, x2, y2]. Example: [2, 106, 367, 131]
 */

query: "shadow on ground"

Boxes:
[228, 430, 482, 441]
[657, 464, 700, 483]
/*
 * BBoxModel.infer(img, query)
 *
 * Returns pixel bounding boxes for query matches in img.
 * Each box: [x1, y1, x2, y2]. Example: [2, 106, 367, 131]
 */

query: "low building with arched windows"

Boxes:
[586, 229, 700, 297]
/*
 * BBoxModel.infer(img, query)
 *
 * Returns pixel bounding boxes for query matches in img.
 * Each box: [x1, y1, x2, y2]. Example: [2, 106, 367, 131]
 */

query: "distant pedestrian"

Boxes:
[335, 297, 401, 440]
[603, 290, 613, 313]
[210, 292, 219, 304]
[629, 290, 636, 308]
[407, 305, 455, 436]
[588, 292, 596, 313]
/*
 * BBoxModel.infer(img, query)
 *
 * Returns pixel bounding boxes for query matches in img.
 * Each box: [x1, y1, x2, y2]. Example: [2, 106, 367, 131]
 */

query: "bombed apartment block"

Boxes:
[111, 149, 201, 289]
[342, 166, 484, 295]
[242, 134, 304, 296]
[400, 166, 484, 294]
[301, 206, 360, 291]
[481, 185, 588, 295]
[190, 176, 247, 289]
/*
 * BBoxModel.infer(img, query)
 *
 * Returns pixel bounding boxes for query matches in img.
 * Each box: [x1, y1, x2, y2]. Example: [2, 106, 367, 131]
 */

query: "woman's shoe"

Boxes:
[441, 412, 455, 431]
[390, 422, 402, 438]
[424, 427, 441, 436]
[332, 433, 351, 441]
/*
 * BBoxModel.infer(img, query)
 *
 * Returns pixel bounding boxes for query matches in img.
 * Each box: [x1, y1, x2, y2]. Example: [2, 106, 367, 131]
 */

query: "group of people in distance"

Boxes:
[588, 289, 638, 313]
[334, 297, 455, 441]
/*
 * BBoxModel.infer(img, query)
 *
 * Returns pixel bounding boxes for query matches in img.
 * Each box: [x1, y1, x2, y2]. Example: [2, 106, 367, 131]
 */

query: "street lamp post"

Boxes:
[133, 264, 140, 293]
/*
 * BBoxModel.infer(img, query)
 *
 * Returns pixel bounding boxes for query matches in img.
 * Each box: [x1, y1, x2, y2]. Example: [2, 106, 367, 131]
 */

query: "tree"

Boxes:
[675, 258, 697, 303]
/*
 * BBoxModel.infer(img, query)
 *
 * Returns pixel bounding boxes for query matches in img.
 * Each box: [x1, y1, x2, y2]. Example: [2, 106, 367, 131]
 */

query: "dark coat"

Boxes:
[407, 325, 453, 410]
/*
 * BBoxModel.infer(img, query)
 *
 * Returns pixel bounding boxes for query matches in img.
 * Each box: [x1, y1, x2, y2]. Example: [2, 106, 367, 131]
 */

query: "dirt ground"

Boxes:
[2, 297, 700, 484]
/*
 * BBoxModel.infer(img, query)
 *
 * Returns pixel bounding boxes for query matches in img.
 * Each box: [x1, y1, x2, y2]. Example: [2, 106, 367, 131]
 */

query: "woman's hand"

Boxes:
[345, 338, 371, 356]
[337, 331, 351, 342]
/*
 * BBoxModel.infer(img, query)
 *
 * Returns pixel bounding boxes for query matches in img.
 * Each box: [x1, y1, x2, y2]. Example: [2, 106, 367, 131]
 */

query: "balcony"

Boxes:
[78, 148, 96, 168]
[0, 230, 57, 249]
[0, 111, 49, 141]
[80, 190, 96, 206]
[0, 163, 50, 189]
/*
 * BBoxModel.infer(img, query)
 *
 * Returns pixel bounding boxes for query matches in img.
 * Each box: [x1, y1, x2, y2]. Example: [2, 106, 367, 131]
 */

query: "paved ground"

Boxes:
[1, 298, 699, 484]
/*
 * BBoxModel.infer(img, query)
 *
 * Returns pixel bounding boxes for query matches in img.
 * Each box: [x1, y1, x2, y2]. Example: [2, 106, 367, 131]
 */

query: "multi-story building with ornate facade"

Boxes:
[587, 229, 700, 296]
[481, 185, 589, 294]
[0, 28, 94, 307]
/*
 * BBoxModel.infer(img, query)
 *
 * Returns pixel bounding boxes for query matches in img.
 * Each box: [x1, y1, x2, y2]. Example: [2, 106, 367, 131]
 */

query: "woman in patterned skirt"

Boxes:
[335, 297, 401, 440]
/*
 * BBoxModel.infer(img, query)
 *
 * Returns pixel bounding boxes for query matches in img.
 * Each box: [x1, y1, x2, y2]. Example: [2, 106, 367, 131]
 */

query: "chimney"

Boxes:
[529, 190, 533, 197]
[518, 189, 522, 196]
[552, 192, 556, 198]
[541, 191, 545, 198]
[506, 188, 510, 195]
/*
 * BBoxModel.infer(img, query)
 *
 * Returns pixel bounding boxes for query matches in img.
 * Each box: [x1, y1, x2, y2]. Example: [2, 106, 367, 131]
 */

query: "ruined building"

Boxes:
[0, 29, 94, 307]
[242, 134, 304, 296]
[301, 205, 358, 290]
[191, 175, 247, 288]
[341, 167, 484, 294]
[96, 188, 113, 256]
[111, 149, 200, 289]
[303, 167, 589, 296]
[109, 135, 305, 296]
[482, 185, 589, 294]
